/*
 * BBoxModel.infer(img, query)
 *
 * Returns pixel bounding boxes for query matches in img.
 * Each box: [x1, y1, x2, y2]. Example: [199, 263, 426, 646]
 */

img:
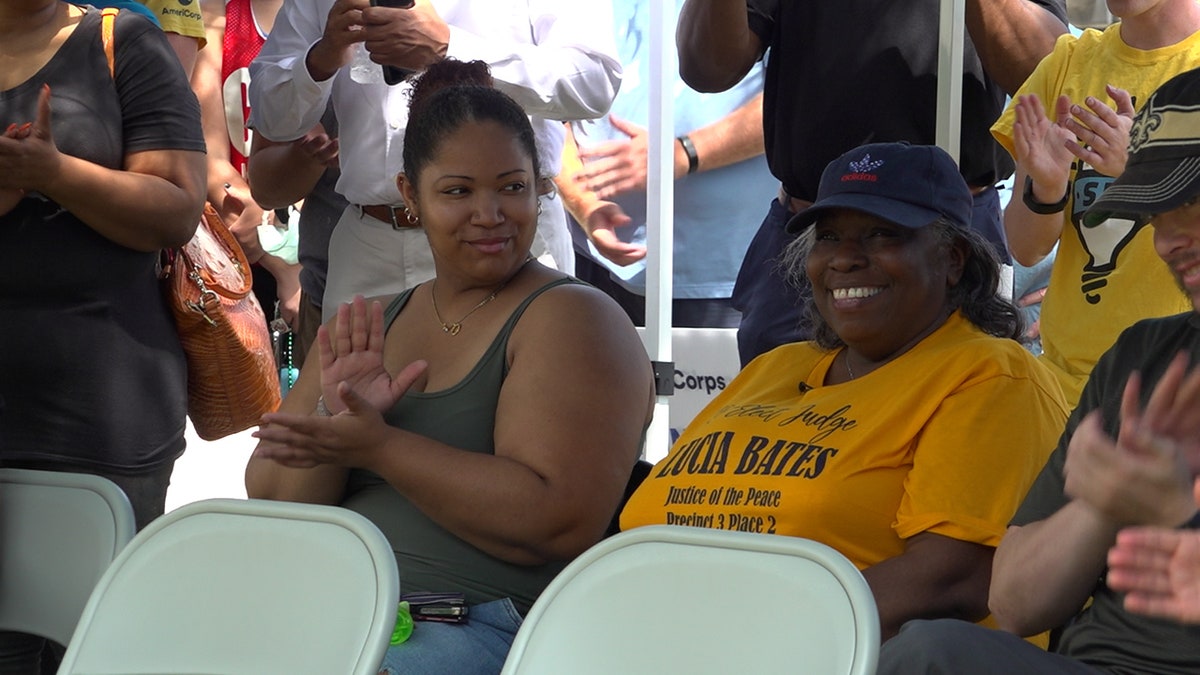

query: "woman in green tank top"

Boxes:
[246, 59, 655, 674]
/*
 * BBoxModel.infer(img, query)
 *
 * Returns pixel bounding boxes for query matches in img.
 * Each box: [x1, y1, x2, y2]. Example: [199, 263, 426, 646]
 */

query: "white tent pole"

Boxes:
[936, 0, 965, 163]
[643, 1, 676, 461]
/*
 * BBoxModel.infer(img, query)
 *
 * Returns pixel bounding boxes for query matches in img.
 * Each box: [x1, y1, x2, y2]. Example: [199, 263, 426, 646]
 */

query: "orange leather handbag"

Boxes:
[102, 8, 278, 440]
[162, 205, 281, 440]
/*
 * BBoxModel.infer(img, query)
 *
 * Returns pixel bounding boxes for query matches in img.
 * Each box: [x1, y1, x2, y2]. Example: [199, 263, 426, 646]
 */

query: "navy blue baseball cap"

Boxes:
[785, 142, 974, 233]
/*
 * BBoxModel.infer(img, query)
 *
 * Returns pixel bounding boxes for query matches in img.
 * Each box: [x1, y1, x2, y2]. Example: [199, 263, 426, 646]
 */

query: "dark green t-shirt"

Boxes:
[1014, 312, 1200, 673]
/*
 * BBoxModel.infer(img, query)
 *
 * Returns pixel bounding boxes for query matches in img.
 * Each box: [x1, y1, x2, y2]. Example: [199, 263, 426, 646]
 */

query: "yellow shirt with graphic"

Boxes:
[621, 312, 1069, 573]
[992, 24, 1198, 406]
[141, 0, 206, 46]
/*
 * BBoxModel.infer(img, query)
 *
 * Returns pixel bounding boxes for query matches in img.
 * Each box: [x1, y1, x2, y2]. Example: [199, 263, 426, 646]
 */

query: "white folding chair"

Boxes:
[0, 468, 135, 648]
[57, 498, 399, 675]
[501, 525, 880, 675]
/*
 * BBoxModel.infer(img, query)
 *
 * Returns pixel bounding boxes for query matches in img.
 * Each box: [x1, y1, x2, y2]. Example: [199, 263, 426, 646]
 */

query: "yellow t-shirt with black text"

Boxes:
[621, 312, 1069, 573]
[992, 24, 1198, 406]
[141, 0, 206, 46]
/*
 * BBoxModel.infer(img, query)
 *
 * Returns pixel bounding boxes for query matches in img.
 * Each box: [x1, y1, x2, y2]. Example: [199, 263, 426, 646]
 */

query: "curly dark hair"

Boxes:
[782, 218, 1023, 350]
[402, 59, 540, 188]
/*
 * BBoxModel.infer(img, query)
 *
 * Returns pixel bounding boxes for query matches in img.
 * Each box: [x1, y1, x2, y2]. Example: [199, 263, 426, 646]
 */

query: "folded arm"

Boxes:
[0, 86, 204, 251]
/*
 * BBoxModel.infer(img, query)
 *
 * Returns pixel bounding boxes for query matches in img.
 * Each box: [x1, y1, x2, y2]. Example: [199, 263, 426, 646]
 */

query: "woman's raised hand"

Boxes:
[316, 295, 409, 415]
[1012, 93, 1074, 198]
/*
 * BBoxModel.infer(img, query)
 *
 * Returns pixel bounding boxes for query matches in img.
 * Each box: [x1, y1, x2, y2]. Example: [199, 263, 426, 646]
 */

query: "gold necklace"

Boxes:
[430, 258, 532, 336]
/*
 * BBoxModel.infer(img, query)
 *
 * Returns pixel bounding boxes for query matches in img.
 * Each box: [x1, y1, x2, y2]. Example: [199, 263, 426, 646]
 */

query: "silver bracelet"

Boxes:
[315, 396, 333, 417]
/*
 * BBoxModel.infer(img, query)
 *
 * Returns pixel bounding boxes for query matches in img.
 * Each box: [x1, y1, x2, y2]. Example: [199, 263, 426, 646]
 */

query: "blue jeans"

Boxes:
[377, 599, 523, 675]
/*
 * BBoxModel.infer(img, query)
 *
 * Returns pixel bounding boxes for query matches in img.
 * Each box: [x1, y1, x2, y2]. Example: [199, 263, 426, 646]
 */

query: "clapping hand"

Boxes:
[0, 121, 30, 216]
[1061, 85, 1135, 179]
[1012, 93, 1075, 202]
[252, 295, 428, 469]
[316, 295, 413, 415]
[0, 84, 61, 199]
[1065, 354, 1200, 528]
[576, 115, 652, 200]
[1108, 480, 1200, 624]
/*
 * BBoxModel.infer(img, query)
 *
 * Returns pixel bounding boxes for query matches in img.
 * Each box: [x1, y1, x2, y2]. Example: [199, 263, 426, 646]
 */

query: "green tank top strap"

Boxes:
[382, 286, 418, 328]
[496, 276, 582, 336]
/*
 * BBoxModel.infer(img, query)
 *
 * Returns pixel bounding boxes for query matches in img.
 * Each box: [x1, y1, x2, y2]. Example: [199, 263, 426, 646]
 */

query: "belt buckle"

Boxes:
[387, 206, 405, 231]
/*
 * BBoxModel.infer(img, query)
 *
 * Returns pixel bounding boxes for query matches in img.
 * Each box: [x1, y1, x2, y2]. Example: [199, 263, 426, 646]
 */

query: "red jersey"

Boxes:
[221, 0, 266, 175]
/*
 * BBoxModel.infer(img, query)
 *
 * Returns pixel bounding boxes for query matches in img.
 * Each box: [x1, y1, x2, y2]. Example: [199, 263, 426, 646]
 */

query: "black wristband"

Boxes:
[677, 135, 699, 175]
[1022, 175, 1069, 214]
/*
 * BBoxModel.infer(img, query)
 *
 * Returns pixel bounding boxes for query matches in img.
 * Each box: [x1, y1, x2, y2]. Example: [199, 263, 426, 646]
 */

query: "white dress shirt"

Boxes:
[247, 0, 622, 207]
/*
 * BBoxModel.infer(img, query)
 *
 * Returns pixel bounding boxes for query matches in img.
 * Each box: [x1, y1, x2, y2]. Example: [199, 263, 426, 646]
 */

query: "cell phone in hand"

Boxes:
[368, 0, 416, 85]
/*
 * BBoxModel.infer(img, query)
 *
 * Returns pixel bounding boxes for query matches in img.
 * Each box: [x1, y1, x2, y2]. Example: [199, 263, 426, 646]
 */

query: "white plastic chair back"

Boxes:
[502, 525, 879, 675]
[57, 498, 399, 675]
[0, 468, 135, 647]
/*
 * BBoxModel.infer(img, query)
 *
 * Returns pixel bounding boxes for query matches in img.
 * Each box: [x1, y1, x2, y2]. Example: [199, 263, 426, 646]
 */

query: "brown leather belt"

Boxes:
[356, 203, 420, 229]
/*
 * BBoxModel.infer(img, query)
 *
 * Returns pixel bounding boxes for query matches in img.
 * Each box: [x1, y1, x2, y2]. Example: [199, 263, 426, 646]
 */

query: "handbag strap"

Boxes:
[100, 7, 118, 78]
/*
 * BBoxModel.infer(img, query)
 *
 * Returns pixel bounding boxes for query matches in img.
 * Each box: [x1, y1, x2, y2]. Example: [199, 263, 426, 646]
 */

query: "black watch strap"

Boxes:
[1022, 175, 1069, 214]
[677, 135, 699, 175]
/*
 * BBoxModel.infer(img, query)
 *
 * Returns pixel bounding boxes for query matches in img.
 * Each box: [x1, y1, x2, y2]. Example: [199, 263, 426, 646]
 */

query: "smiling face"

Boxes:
[1151, 198, 1200, 312]
[806, 209, 965, 360]
[399, 119, 540, 285]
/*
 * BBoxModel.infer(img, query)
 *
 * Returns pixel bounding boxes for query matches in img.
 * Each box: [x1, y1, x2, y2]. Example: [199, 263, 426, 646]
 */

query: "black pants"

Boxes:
[878, 619, 1104, 675]
[573, 253, 741, 329]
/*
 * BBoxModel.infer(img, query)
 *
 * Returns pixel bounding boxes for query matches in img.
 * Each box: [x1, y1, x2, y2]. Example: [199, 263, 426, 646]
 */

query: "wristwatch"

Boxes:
[677, 135, 699, 175]
[1022, 175, 1069, 214]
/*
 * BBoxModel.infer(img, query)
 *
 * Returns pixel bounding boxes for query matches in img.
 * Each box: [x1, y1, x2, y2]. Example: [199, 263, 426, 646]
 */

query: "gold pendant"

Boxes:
[443, 322, 462, 336]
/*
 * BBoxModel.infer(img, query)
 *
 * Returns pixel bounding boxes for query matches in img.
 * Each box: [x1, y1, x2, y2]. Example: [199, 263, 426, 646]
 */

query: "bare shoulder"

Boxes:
[517, 277, 641, 340]
[502, 273, 655, 430]
[508, 276, 648, 368]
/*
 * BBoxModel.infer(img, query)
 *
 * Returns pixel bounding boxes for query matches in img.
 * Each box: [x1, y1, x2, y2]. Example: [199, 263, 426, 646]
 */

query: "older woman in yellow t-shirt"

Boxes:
[620, 142, 1070, 641]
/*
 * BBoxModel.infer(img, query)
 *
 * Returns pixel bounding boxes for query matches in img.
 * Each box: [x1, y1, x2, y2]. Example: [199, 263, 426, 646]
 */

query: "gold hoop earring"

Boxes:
[404, 206, 419, 225]
[536, 199, 543, 216]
